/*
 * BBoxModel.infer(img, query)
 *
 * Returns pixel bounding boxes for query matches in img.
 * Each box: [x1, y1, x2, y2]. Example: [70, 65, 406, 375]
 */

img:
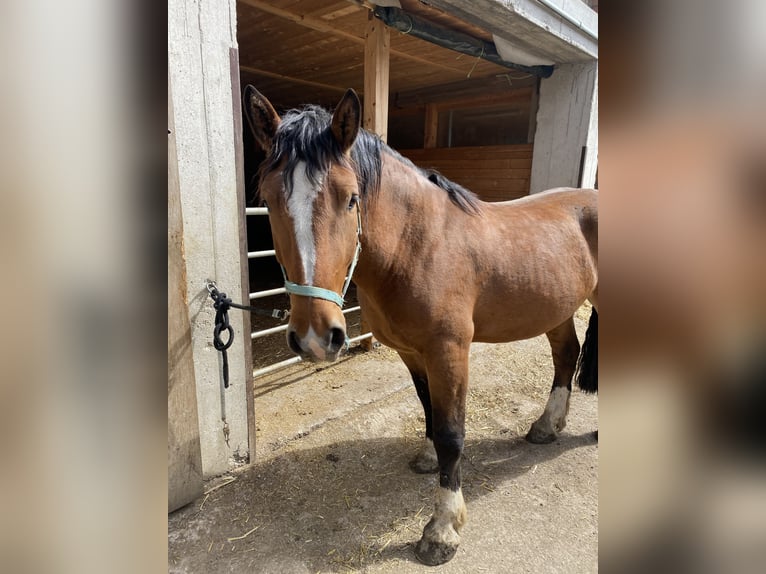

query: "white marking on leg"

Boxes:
[538, 386, 571, 433]
[287, 162, 319, 284]
[424, 487, 466, 545]
[546, 386, 571, 421]
[417, 487, 466, 564]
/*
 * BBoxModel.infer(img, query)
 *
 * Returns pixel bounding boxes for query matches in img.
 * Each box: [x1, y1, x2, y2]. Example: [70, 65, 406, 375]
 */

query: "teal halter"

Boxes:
[280, 205, 362, 309]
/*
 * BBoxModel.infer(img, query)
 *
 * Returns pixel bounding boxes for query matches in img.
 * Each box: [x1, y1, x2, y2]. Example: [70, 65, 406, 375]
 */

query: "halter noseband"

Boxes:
[280, 205, 362, 309]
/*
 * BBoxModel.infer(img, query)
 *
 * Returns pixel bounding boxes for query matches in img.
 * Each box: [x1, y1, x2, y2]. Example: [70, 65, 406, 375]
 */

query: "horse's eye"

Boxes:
[260, 200, 268, 210]
[348, 195, 359, 211]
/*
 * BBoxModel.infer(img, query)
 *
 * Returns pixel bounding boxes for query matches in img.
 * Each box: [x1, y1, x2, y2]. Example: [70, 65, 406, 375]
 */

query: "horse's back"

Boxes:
[471, 187, 598, 342]
[489, 187, 597, 255]
[492, 187, 596, 209]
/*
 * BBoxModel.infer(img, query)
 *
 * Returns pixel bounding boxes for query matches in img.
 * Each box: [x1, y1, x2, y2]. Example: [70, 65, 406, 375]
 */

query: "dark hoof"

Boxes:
[409, 456, 439, 474]
[525, 425, 557, 444]
[414, 535, 458, 566]
[414, 517, 461, 566]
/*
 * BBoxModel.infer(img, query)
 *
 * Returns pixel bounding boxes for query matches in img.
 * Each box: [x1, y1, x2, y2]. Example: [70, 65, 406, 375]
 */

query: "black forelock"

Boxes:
[260, 104, 382, 198]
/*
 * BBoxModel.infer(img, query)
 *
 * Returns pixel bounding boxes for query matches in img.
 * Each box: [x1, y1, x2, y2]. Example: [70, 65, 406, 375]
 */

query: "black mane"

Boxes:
[261, 104, 480, 215]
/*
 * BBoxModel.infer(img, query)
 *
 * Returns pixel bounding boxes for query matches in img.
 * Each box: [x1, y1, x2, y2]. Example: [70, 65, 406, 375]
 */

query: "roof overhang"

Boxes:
[420, 0, 598, 63]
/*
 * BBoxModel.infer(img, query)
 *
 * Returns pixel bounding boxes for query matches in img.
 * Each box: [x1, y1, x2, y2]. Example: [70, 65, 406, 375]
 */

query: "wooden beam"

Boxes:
[359, 12, 389, 351]
[363, 14, 390, 141]
[239, 0, 474, 75]
[239, 65, 355, 95]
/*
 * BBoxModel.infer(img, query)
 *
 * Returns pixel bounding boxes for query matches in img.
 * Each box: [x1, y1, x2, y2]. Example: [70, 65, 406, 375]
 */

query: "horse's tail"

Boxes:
[575, 308, 598, 394]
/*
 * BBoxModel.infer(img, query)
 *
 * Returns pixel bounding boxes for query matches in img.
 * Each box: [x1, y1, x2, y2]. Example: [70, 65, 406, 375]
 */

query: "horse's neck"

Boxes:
[353, 152, 450, 291]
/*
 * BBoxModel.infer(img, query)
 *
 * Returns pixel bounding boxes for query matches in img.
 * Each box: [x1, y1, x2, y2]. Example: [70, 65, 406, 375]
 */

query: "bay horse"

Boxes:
[244, 86, 598, 566]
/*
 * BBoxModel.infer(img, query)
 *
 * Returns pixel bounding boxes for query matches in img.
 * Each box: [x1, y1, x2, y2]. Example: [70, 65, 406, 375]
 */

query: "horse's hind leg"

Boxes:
[526, 316, 580, 444]
[399, 351, 438, 473]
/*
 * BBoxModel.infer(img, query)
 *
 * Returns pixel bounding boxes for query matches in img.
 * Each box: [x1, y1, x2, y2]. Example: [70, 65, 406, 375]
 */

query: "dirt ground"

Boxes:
[169, 305, 598, 573]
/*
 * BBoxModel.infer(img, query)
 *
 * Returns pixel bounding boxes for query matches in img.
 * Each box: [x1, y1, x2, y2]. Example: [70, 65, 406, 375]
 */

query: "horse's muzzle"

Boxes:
[286, 325, 346, 362]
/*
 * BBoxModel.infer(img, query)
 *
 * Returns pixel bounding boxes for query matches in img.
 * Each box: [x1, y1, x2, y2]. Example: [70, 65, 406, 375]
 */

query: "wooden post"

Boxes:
[168, 70, 203, 512]
[230, 48, 257, 461]
[169, 0, 250, 476]
[363, 13, 390, 142]
[360, 12, 390, 350]
[424, 104, 438, 148]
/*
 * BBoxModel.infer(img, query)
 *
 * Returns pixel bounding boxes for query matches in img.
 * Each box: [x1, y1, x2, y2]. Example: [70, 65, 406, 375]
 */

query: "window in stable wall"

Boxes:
[388, 99, 532, 151]
[436, 101, 531, 148]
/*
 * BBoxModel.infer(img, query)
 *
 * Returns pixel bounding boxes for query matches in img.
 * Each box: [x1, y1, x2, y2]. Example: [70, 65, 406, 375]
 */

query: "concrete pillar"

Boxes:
[530, 61, 598, 192]
[168, 0, 250, 477]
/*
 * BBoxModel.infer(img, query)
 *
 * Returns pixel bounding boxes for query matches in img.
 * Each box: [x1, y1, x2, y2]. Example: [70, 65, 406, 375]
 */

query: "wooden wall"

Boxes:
[400, 144, 532, 202]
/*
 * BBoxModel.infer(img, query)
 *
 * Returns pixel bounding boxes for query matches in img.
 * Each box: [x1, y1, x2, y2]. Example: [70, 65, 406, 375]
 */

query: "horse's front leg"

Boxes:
[398, 351, 439, 473]
[414, 341, 469, 566]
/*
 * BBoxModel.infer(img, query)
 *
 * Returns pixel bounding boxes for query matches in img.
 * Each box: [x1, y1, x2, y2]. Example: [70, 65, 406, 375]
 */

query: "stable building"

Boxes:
[168, 0, 598, 510]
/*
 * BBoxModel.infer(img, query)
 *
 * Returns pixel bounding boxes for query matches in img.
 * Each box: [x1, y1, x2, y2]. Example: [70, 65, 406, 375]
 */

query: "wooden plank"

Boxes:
[399, 142, 533, 203]
[427, 168, 531, 179]
[424, 104, 438, 148]
[238, 0, 483, 75]
[403, 154, 532, 162]
[455, 178, 529, 191]
[240, 64, 354, 95]
[316, 3, 358, 20]
[404, 143, 533, 153]
[230, 48, 257, 463]
[401, 145, 532, 160]
[402, 158, 533, 170]
[168, 69, 203, 513]
[399, 86, 533, 110]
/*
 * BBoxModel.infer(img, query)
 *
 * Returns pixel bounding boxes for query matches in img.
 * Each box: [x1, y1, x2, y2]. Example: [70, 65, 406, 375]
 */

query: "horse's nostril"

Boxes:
[329, 327, 346, 353]
[287, 330, 302, 355]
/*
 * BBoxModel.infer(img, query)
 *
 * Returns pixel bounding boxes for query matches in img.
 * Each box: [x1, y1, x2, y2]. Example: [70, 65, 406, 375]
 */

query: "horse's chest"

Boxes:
[356, 289, 425, 354]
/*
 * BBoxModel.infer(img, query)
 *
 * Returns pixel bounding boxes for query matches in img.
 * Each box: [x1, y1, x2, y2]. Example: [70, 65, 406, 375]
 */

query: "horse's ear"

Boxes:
[331, 89, 361, 153]
[243, 85, 280, 152]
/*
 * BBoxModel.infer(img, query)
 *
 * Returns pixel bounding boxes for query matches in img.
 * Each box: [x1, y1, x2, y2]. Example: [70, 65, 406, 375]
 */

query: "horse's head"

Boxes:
[244, 86, 363, 362]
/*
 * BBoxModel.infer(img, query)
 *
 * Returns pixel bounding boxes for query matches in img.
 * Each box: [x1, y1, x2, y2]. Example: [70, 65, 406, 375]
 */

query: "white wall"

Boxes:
[168, 0, 250, 477]
[530, 61, 598, 192]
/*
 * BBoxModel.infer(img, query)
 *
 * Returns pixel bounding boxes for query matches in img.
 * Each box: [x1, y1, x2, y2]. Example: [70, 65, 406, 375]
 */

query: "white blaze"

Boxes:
[287, 161, 319, 284]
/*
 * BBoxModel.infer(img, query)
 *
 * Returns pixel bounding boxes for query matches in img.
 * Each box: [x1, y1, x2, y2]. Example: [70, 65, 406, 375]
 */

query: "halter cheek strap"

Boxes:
[280, 205, 362, 309]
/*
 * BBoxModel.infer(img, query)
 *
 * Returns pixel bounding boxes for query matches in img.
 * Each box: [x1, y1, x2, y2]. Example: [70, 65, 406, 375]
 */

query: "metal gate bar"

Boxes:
[248, 249, 276, 259]
[251, 333, 374, 379]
